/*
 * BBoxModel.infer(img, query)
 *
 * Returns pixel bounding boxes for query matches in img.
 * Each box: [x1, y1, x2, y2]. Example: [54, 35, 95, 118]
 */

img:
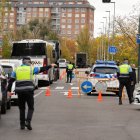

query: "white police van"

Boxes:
[86, 60, 119, 95]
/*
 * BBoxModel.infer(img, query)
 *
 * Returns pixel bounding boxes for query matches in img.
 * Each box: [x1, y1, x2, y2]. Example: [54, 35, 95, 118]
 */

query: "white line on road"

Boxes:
[34, 91, 44, 98]
[55, 87, 64, 89]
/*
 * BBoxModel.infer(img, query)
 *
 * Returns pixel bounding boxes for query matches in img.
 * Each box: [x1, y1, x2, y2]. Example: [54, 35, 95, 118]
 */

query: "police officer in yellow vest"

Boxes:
[66, 61, 74, 83]
[117, 58, 133, 105]
[7, 57, 55, 130]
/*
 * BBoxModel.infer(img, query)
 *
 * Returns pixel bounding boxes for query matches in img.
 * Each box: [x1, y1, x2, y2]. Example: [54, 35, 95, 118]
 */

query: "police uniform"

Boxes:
[66, 63, 74, 83]
[7, 58, 52, 130]
[117, 62, 133, 105]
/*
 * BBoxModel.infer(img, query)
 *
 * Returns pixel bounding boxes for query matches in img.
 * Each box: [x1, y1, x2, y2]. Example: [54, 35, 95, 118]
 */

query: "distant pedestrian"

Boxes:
[66, 61, 74, 83]
[131, 64, 136, 99]
[117, 58, 133, 105]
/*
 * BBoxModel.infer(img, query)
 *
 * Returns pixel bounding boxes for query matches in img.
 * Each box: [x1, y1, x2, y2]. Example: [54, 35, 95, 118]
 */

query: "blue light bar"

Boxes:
[95, 60, 116, 65]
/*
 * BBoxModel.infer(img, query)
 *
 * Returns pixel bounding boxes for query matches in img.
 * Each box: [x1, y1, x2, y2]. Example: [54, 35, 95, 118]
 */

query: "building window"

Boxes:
[67, 19, 72, 23]
[67, 8, 72, 12]
[61, 25, 66, 28]
[32, 8, 37, 12]
[81, 14, 85, 17]
[45, 8, 49, 12]
[77, 2, 82, 4]
[81, 8, 86, 12]
[61, 30, 66, 34]
[67, 13, 72, 17]
[62, 13, 66, 17]
[75, 30, 79, 34]
[27, 8, 32, 12]
[75, 25, 79, 29]
[68, 2, 74, 4]
[34, 2, 39, 4]
[75, 14, 79, 17]
[75, 8, 79, 12]
[39, 8, 44, 12]
[75, 19, 79, 23]
[62, 8, 66, 12]
[62, 19, 66, 23]
[67, 25, 71, 29]
[81, 19, 85, 23]
[67, 30, 71, 34]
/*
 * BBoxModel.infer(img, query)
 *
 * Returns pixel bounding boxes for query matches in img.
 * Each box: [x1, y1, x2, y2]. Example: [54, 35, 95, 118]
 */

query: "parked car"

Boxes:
[57, 58, 67, 68]
[85, 60, 119, 95]
[0, 65, 11, 114]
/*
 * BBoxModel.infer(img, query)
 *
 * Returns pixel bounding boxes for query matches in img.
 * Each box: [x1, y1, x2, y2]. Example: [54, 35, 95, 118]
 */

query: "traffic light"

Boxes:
[102, 0, 111, 3]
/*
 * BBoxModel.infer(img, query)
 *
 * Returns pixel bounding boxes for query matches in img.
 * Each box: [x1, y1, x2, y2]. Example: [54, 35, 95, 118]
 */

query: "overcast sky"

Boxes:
[88, 0, 139, 37]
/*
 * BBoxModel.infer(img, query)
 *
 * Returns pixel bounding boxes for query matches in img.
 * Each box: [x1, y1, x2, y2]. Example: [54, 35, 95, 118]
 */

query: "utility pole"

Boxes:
[138, 15, 140, 83]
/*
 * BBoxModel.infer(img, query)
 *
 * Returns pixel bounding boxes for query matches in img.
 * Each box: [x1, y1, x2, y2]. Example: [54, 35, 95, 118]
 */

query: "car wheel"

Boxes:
[7, 100, 11, 110]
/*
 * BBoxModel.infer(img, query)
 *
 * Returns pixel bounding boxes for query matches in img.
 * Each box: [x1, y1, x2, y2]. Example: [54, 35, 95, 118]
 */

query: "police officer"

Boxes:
[66, 61, 74, 83]
[7, 57, 55, 130]
[117, 58, 133, 105]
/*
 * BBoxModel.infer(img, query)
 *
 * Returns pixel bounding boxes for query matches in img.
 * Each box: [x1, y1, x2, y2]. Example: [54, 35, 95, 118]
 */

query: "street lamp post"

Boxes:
[106, 11, 110, 60]
[103, 17, 107, 60]
[98, 28, 102, 60]
[138, 15, 140, 83]
[101, 22, 105, 60]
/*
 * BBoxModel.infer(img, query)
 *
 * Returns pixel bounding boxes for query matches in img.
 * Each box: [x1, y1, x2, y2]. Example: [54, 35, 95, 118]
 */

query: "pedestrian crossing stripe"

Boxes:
[55, 87, 64, 89]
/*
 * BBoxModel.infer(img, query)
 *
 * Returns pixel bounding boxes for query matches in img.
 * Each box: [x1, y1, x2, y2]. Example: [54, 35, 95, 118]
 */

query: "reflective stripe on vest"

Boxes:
[67, 64, 73, 70]
[119, 64, 130, 74]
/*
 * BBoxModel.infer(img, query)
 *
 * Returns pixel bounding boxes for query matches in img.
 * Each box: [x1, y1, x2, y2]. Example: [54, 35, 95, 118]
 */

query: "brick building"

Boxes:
[0, 0, 95, 39]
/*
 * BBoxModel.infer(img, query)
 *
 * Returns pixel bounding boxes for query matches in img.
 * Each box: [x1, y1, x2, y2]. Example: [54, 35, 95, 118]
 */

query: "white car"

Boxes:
[57, 59, 67, 68]
[86, 60, 119, 95]
[1, 63, 38, 104]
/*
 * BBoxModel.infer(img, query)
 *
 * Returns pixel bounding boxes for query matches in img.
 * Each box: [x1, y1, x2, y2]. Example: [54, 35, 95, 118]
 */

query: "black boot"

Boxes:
[25, 121, 32, 130]
[20, 122, 25, 130]
[129, 98, 134, 104]
[119, 98, 122, 105]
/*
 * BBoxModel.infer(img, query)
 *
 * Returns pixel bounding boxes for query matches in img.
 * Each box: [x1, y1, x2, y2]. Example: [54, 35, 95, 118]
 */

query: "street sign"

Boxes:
[81, 81, 93, 94]
[95, 81, 107, 92]
[108, 46, 117, 54]
[136, 34, 140, 44]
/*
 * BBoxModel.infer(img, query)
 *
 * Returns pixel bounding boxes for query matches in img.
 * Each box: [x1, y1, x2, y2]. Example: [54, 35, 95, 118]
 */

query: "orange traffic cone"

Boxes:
[45, 87, 51, 96]
[67, 88, 73, 98]
[97, 91, 102, 102]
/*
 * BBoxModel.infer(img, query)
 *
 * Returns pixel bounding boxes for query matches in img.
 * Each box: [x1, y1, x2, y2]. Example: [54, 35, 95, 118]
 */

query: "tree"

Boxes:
[2, 34, 11, 58]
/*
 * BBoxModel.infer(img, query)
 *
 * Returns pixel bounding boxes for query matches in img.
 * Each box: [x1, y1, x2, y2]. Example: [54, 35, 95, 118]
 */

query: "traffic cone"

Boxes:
[45, 87, 51, 96]
[97, 91, 103, 102]
[67, 88, 73, 98]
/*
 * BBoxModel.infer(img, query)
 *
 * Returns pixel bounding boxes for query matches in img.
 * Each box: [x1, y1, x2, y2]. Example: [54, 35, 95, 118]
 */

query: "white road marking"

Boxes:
[71, 87, 79, 90]
[55, 87, 64, 89]
[34, 91, 44, 98]
[62, 92, 83, 96]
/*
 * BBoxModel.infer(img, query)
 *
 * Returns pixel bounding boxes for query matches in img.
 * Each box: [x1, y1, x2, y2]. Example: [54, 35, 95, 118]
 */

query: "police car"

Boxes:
[86, 60, 119, 95]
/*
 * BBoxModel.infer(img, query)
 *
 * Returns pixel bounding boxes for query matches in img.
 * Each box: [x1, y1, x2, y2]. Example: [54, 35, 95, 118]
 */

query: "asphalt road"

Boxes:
[0, 70, 140, 140]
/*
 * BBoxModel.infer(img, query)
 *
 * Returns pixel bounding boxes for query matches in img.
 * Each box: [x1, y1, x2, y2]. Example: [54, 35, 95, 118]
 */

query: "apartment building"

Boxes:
[1, 0, 95, 39]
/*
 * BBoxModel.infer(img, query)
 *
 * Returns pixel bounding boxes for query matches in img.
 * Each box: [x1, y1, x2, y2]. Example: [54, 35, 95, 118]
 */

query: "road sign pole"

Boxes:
[138, 15, 140, 83]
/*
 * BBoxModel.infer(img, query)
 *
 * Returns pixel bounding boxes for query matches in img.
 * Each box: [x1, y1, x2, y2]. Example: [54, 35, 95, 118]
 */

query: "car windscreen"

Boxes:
[59, 60, 66, 63]
[12, 43, 46, 56]
[93, 67, 117, 74]
[2, 65, 13, 76]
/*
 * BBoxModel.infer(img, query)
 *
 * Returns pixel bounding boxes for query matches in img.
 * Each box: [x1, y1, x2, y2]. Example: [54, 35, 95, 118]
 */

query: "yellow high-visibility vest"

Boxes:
[15, 66, 34, 81]
[67, 64, 73, 70]
[119, 64, 130, 74]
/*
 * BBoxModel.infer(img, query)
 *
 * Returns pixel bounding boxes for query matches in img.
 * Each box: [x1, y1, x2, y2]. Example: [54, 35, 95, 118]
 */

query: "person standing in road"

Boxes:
[66, 61, 74, 83]
[117, 58, 133, 105]
[7, 57, 56, 130]
[131, 64, 137, 99]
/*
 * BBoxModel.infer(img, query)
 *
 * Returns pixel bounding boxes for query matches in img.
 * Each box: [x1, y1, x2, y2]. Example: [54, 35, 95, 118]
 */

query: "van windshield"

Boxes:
[59, 60, 66, 63]
[93, 67, 117, 74]
[12, 43, 46, 56]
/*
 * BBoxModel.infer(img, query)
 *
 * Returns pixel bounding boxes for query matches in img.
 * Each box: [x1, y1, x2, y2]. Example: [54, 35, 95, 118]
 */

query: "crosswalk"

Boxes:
[39, 86, 80, 90]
